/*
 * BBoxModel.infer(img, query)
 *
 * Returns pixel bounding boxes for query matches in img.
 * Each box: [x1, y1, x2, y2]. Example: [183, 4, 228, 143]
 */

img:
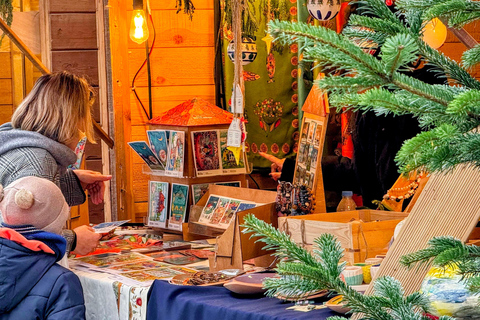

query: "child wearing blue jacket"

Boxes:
[0, 176, 85, 319]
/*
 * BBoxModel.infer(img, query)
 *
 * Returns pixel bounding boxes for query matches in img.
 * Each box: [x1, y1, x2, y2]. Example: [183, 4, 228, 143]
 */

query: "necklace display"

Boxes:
[276, 182, 315, 216]
[383, 172, 426, 202]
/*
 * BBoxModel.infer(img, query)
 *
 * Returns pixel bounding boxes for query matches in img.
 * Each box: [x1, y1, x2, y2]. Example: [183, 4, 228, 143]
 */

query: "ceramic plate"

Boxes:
[325, 295, 351, 314]
[169, 272, 232, 286]
[223, 272, 279, 295]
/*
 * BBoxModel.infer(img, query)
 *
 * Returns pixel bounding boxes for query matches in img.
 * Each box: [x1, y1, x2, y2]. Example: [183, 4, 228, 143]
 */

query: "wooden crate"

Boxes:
[278, 210, 409, 264]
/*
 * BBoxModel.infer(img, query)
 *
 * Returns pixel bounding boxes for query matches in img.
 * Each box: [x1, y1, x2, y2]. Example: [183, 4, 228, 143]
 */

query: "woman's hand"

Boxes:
[259, 152, 286, 181]
[72, 225, 102, 255]
[73, 169, 112, 204]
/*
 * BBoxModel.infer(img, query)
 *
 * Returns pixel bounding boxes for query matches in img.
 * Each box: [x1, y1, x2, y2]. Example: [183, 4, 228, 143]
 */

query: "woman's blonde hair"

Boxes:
[11, 71, 95, 145]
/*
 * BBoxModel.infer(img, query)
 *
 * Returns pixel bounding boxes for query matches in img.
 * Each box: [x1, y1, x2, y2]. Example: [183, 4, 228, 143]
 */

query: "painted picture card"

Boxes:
[166, 131, 185, 177]
[148, 181, 169, 228]
[192, 183, 210, 204]
[147, 130, 168, 169]
[198, 195, 220, 223]
[128, 141, 163, 170]
[192, 130, 221, 176]
[93, 220, 130, 233]
[168, 184, 189, 231]
[219, 129, 246, 174]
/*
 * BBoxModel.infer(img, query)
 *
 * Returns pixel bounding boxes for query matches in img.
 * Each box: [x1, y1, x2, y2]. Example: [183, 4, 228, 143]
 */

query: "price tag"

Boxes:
[233, 84, 244, 114]
[227, 118, 242, 148]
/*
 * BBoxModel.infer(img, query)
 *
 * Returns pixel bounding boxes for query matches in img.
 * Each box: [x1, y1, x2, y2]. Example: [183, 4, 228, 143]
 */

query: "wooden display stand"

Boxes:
[145, 99, 249, 231]
[295, 74, 330, 213]
[184, 184, 278, 271]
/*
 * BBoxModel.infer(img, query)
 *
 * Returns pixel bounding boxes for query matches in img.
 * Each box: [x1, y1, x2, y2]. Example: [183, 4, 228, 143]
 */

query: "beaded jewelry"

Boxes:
[383, 172, 426, 202]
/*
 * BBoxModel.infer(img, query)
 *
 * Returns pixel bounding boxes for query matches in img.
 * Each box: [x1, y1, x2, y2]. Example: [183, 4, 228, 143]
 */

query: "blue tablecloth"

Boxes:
[146, 280, 337, 320]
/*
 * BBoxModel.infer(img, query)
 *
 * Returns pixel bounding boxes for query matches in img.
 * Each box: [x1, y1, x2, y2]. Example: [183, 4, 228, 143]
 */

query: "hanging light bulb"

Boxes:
[130, 0, 149, 44]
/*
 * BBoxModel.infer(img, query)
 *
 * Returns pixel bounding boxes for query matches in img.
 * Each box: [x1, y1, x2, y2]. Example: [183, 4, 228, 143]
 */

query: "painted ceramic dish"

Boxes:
[223, 272, 279, 294]
[170, 271, 233, 286]
[325, 295, 351, 314]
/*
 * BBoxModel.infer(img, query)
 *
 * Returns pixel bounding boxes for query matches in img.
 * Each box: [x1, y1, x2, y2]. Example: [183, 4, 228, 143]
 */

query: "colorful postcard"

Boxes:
[165, 131, 185, 177]
[148, 181, 169, 228]
[307, 121, 316, 142]
[168, 183, 189, 231]
[108, 260, 169, 273]
[219, 129, 246, 174]
[93, 220, 130, 233]
[199, 195, 220, 223]
[119, 266, 196, 283]
[153, 251, 201, 265]
[75, 252, 147, 268]
[191, 130, 221, 177]
[192, 183, 210, 204]
[128, 141, 163, 170]
[219, 199, 242, 227]
[209, 197, 230, 225]
[236, 202, 257, 212]
[215, 181, 241, 187]
[147, 130, 168, 169]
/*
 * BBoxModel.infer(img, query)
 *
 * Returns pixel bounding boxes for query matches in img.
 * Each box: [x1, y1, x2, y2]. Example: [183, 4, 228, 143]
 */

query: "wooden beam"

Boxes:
[440, 17, 479, 50]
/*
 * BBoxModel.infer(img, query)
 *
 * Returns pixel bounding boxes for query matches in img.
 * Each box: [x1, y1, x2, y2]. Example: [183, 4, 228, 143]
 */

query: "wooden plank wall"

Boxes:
[48, 0, 105, 224]
[110, 0, 216, 222]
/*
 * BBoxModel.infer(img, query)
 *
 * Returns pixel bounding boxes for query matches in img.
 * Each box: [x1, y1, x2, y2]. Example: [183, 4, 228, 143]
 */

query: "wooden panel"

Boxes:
[85, 139, 102, 160]
[11, 11, 41, 55]
[149, 1, 213, 10]
[0, 104, 14, 124]
[0, 79, 13, 105]
[50, 13, 97, 50]
[130, 85, 215, 125]
[128, 47, 215, 87]
[0, 53, 12, 78]
[128, 9, 214, 49]
[51, 50, 99, 85]
[91, 87, 100, 122]
[49, 0, 96, 13]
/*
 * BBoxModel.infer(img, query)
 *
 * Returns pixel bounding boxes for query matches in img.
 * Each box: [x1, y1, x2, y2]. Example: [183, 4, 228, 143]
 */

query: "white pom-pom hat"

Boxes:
[0, 176, 69, 234]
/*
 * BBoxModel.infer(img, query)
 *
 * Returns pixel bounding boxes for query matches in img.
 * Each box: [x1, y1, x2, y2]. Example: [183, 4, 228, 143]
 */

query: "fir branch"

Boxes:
[462, 45, 480, 69]
[380, 33, 419, 74]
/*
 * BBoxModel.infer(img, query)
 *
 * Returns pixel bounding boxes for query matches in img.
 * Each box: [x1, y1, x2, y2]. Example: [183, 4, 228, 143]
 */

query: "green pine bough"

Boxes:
[242, 214, 480, 320]
[267, 0, 480, 174]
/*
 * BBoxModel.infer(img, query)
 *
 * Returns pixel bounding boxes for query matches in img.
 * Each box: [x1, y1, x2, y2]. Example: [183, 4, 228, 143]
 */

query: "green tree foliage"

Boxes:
[268, 0, 480, 174]
[242, 214, 455, 320]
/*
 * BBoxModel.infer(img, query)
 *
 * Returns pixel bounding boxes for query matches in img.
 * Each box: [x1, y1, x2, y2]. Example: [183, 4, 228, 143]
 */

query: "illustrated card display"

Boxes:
[192, 183, 210, 204]
[219, 129, 246, 174]
[191, 131, 221, 176]
[294, 117, 325, 189]
[215, 181, 241, 187]
[93, 220, 130, 233]
[198, 195, 220, 223]
[74, 252, 147, 268]
[147, 130, 168, 170]
[166, 131, 185, 177]
[128, 141, 163, 170]
[191, 130, 247, 177]
[168, 183, 189, 231]
[120, 266, 196, 283]
[148, 181, 169, 228]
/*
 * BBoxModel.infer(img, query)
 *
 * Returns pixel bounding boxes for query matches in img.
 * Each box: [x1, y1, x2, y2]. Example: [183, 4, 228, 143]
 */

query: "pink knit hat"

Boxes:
[0, 176, 69, 234]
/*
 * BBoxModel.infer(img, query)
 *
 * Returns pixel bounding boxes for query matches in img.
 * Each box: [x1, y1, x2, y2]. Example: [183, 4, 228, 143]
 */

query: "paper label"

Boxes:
[227, 118, 242, 147]
[233, 84, 243, 114]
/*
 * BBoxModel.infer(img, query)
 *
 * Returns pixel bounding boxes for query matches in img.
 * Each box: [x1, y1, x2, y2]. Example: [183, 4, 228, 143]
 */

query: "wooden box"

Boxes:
[186, 184, 277, 238]
[278, 210, 409, 264]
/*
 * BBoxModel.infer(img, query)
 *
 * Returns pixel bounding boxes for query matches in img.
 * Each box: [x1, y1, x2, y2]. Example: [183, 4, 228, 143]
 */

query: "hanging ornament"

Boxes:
[307, 0, 341, 21]
[227, 37, 258, 65]
[262, 33, 274, 54]
[385, 0, 394, 6]
[422, 18, 447, 49]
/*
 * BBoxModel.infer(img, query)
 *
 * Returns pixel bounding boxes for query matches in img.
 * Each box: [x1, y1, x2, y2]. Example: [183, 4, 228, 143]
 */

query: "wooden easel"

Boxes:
[293, 74, 330, 213]
[209, 205, 278, 271]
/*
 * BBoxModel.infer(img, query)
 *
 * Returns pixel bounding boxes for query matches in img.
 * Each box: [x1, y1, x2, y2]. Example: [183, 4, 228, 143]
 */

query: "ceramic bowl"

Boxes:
[325, 295, 351, 314]
[223, 272, 279, 295]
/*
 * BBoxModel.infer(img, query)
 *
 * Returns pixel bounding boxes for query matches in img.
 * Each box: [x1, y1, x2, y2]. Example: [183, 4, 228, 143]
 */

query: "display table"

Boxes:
[146, 280, 337, 320]
[74, 269, 149, 320]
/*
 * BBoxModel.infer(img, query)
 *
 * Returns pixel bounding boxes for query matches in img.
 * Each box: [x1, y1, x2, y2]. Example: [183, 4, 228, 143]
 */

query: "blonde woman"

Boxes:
[0, 71, 111, 255]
